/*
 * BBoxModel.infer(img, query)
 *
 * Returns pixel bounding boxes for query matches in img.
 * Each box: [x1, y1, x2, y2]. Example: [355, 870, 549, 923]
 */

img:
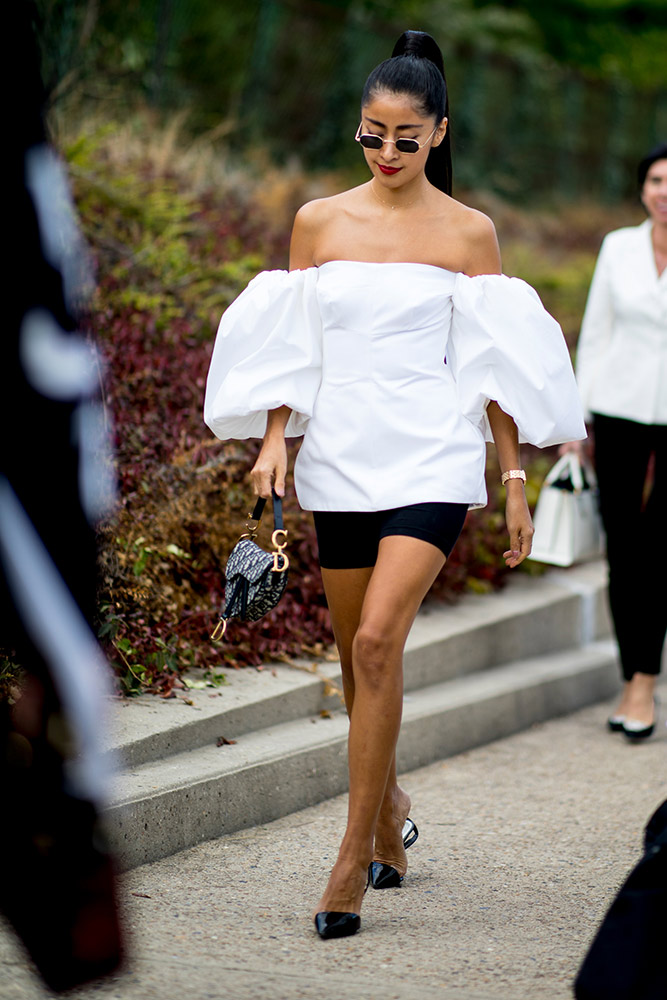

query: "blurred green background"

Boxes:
[35, 0, 667, 201]
[20, 1, 666, 684]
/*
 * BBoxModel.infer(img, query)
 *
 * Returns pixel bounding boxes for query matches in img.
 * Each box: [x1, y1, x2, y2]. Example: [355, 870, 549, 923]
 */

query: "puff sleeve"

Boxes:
[449, 273, 586, 447]
[204, 268, 322, 440]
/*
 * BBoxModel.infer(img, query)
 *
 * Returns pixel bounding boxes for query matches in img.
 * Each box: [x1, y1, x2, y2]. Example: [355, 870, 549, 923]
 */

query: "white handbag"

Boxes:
[528, 453, 605, 567]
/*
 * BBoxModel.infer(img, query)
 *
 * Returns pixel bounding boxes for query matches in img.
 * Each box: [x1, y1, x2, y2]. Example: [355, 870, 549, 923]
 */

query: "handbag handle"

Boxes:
[244, 489, 289, 572]
[544, 452, 597, 493]
[247, 488, 284, 532]
[544, 453, 582, 490]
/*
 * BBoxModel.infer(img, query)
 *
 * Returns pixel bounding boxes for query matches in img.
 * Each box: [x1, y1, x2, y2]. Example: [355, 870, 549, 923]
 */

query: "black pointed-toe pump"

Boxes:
[369, 817, 419, 890]
[314, 910, 361, 940]
[314, 871, 370, 939]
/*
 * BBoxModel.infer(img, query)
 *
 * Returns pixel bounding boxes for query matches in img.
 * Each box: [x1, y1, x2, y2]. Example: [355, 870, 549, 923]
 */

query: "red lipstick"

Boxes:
[378, 165, 401, 175]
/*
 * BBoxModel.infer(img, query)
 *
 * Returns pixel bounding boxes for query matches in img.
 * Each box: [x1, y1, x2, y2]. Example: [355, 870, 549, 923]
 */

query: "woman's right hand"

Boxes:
[558, 424, 594, 461]
[251, 405, 292, 497]
[558, 439, 583, 457]
[250, 437, 288, 498]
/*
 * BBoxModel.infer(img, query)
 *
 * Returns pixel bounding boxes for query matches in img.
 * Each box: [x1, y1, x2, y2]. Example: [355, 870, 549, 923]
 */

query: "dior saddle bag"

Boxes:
[211, 489, 289, 640]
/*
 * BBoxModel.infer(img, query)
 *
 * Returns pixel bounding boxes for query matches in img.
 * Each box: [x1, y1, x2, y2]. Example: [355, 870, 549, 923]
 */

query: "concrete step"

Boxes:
[105, 638, 618, 870]
[105, 561, 611, 770]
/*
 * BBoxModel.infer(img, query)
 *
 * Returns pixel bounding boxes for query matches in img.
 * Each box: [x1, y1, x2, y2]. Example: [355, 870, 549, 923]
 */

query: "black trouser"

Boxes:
[593, 413, 667, 681]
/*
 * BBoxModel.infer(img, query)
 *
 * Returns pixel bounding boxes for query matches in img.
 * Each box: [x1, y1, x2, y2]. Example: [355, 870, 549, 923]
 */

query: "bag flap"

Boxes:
[225, 538, 273, 583]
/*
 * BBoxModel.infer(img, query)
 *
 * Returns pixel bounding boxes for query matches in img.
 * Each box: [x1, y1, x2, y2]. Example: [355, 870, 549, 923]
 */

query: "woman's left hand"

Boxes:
[503, 484, 534, 568]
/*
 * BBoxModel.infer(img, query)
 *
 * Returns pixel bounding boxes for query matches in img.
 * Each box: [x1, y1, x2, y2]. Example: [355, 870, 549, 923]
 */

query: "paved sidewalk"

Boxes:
[1, 682, 666, 1000]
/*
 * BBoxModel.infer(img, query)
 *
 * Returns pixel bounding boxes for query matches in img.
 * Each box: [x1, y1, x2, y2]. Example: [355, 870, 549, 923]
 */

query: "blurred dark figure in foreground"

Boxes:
[0, 5, 123, 990]
[574, 799, 667, 1000]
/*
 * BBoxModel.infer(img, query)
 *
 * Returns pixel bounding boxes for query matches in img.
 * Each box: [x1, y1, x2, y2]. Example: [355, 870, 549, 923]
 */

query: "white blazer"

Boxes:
[575, 219, 667, 425]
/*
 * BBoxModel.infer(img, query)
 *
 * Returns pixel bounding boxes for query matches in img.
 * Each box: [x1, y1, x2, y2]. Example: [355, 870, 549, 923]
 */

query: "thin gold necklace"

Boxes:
[370, 182, 417, 211]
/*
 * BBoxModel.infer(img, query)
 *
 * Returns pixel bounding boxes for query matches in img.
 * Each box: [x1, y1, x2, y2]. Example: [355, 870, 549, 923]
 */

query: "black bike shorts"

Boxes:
[313, 502, 468, 569]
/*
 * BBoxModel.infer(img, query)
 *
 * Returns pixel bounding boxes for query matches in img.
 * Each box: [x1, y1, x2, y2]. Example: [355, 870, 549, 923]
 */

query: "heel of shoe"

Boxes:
[402, 818, 419, 849]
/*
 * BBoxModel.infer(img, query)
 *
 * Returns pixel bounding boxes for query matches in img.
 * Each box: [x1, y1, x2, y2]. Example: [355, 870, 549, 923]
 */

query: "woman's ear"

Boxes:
[432, 116, 448, 147]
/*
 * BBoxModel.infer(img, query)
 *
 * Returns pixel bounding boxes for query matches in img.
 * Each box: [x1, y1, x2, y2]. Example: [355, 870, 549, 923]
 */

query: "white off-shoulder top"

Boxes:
[204, 261, 585, 511]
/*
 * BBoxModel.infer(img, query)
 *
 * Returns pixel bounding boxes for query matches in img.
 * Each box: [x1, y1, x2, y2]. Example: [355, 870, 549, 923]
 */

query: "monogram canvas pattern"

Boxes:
[223, 538, 289, 623]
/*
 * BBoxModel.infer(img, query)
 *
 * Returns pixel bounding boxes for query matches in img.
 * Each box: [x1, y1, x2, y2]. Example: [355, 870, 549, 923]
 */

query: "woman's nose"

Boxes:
[380, 139, 399, 161]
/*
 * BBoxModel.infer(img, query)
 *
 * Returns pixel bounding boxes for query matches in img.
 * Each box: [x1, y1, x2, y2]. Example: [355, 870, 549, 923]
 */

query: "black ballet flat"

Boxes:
[314, 911, 361, 940]
[369, 817, 419, 890]
[622, 719, 655, 741]
[623, 698, 658, 741]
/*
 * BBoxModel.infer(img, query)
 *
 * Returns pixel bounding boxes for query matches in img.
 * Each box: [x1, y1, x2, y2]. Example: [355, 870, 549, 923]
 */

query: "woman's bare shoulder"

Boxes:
[290, 187, 368, 268]
[436, 195, 496, 239]
[434, 195, 501, 275]
[295, 186, 364, 225]
[291, 196, 339, 267]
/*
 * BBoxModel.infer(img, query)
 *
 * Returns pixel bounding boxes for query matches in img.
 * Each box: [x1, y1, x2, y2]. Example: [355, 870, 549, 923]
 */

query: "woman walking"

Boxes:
[205, 30, 585, 938]
[565, 143, 667, 741]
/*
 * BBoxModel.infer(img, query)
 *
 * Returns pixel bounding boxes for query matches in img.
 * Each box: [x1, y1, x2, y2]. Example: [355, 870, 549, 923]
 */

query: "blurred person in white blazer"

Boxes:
[563, 142, 667, 741]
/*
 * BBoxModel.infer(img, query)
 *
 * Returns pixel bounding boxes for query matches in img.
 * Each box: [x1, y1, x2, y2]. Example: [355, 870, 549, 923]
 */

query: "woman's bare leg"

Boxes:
[617, 672, 657, 725]
[372, 754, 412, 875]
[321, 565, 374, 717]
[315, 535, 446, 918]
[322, 567, 410, 876]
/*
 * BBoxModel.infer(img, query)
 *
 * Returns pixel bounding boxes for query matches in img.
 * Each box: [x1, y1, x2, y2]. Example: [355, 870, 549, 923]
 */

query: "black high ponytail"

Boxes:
[361, 30, 452, 196]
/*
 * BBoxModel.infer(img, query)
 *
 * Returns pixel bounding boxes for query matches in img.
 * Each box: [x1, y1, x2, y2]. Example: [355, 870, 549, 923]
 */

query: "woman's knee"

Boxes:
[352, 622, 403, 685]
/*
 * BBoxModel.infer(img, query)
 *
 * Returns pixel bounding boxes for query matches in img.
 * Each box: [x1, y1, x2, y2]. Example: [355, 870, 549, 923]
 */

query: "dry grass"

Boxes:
[54, 103, 343, 232]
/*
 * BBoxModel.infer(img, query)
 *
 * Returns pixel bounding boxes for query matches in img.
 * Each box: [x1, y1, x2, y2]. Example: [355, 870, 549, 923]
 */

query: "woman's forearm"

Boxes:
[264, 405, 292, 441]
[250, 406, 293, 497]
[486, 400, 520, 473]
[487, 400, 533, 566]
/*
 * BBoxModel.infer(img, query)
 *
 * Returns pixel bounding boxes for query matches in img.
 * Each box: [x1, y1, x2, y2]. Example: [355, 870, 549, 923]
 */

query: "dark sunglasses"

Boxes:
[354, 122, 438, 154]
